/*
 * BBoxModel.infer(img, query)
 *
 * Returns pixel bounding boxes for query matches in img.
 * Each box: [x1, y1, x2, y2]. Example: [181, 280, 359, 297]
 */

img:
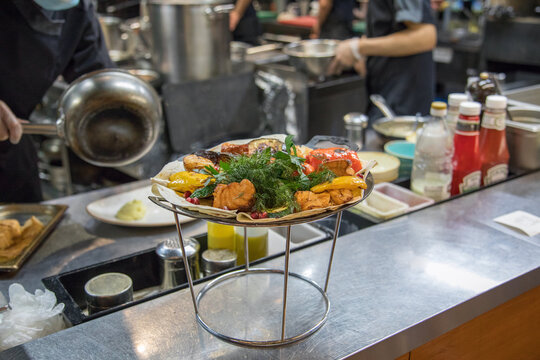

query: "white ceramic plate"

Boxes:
[86, 185, 193, 227]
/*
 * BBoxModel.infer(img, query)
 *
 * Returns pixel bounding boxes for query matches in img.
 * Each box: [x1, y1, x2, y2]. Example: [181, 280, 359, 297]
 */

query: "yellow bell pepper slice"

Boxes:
[167, 171, 214, 193]
[310, 176, 367, 193]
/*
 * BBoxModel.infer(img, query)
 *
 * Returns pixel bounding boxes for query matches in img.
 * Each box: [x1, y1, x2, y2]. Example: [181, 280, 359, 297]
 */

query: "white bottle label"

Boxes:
[459, 171, 481, 193]
[412, 174, 451, 201]
[484, 164, 508, 185]
[424, 184, 450, 200]
[482, 112, 506, 131]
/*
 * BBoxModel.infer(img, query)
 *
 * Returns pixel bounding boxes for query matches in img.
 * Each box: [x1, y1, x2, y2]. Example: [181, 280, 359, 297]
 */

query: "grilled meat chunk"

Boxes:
[220, 143, 249, 155]
[328, 189, 354, 205]
[213, 179, 256, 211]
[320, 159, 355, 176]
[294, 191, 331, 211]
[183, 154, 215, 172]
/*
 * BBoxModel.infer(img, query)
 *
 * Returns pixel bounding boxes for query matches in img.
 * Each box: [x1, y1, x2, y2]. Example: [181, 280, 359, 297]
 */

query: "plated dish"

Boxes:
[86, 185, 192, 227]
[151, 134, 375, 224]
[0, 204, 67, 272]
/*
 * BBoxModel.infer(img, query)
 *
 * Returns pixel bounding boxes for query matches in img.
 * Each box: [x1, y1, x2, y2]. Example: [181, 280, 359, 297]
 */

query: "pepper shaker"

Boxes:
[343, 113, 368, 150]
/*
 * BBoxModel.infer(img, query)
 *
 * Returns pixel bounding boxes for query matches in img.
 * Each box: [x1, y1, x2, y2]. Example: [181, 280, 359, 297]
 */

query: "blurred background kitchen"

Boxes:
[29, 0, 540, 200]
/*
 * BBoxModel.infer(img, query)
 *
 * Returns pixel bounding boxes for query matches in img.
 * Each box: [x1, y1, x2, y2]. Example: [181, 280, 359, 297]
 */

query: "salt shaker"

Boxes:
[156, 237, 200, 290]
[343, 113, 368, 150]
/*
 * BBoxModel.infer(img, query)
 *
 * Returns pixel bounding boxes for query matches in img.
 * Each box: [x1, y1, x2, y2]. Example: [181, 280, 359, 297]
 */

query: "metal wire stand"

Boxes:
[149, 171, 373, 347]
[167, 205, 343, 347]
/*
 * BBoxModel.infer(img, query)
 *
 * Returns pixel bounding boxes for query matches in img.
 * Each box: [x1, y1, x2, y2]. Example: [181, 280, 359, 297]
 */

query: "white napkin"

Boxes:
[0, 284, 65, 351]
[494, 210, 540, 237]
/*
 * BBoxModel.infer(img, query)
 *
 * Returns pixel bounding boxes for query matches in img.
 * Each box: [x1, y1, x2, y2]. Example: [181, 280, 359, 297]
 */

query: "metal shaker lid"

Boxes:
[84, 272, 133, 309]
[343, 113, 368, 128]
[201, 249, 237, 275]
[156, 237, 200, 261]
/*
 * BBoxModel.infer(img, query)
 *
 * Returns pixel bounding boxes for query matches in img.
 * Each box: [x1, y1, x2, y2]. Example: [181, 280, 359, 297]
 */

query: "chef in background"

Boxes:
[0, 0, 113, 203]
[230, 0, 262, 45]
[329, 0, 437, 120]
[311, 0, 356, 40]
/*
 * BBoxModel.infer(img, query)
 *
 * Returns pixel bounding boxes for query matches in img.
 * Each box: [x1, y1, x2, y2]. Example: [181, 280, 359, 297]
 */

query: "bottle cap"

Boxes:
[485, 95, 507, 109]
[459, 101, 481, 116]
[479, 72, 489, 80]
[448, 93, 469, 106]
[430, 101, 447, 117]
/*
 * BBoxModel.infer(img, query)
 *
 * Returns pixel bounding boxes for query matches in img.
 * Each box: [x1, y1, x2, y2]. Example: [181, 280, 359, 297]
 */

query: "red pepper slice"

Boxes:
[306, 148, 363, 173]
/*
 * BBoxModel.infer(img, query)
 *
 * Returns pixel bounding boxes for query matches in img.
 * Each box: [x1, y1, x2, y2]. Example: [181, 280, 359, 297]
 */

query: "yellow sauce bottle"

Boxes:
[234, 227, 268, 266]
[207, 222, 235, 250]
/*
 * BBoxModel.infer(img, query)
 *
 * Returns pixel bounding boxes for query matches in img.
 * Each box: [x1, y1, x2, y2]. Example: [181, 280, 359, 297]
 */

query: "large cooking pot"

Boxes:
[148, 0, 234, 83]
[370, 94, 426, 141]
[23, 69, 162, 167]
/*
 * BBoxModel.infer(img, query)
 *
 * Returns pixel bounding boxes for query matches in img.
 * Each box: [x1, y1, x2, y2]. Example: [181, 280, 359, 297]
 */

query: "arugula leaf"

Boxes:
[285, 135, 296, 156]
[191, 183, 217, 198]
[204, 165, 219, 175]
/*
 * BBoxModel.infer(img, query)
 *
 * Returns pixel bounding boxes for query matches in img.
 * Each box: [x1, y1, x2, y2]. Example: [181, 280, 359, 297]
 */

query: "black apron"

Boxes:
[232, 2, 262, 45]
[320, 0, 355, 40]
[0, 0, 113, 203]
[365, 0, 435, 122]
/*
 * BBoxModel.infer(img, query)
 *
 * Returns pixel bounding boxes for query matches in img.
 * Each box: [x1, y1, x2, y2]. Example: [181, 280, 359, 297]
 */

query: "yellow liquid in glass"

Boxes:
[207, 222, 235, 250]
[234, 227, 268, 266]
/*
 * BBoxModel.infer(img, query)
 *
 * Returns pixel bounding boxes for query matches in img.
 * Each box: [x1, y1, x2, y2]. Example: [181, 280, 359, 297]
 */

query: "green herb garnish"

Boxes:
[193, 136, 337, 214]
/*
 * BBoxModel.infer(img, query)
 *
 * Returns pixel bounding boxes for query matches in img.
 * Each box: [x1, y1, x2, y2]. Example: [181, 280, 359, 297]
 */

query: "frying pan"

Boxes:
[370, 94, 425, 141]
[22, 69, 162, 167]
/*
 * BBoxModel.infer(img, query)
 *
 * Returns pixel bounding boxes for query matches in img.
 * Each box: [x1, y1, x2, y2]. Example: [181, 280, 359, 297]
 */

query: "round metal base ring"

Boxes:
[195, 268, 330, 347]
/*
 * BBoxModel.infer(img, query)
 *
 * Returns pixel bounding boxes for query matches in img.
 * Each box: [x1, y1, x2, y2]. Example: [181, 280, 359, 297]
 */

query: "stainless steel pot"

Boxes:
[23, 69, 162, 167]
[370, 94, 426, 141]
[506, 107, 540, 172]
[148, 0, 234, 83]
[98, 16, 137, 63]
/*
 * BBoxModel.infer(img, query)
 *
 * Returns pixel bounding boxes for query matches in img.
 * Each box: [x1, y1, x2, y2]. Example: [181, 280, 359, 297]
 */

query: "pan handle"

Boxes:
[370, 94, 396, 120]
[21, 123, 57, 136]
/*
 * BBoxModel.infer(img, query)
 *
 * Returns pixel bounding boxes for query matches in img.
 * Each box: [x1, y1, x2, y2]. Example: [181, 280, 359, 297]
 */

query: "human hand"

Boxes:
[353, 58, 366, 77]
[229, 10, 240, 31]
[328, 38, 360, 75]
[310, 22, 320, 39]
[0, 100, 23, 144]
[431, 0, 445, 10]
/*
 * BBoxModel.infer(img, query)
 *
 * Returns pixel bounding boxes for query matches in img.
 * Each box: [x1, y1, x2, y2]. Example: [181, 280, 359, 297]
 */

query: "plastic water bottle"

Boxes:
[410, 102, 454, 201]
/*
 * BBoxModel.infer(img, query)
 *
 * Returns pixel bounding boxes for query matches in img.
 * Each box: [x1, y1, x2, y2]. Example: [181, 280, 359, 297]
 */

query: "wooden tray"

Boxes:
[0, 204, 67, 272]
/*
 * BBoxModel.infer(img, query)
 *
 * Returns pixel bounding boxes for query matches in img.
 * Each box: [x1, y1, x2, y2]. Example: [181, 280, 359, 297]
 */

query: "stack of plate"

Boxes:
[357, 151, 400, 183]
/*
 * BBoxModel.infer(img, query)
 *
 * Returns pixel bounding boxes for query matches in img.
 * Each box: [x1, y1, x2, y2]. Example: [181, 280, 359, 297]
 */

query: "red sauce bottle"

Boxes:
[451, 101, 482, 196]
[479, 95, 510, 185]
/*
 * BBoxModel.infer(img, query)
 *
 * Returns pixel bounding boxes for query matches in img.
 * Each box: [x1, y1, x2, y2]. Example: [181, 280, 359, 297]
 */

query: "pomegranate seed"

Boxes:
[251, 212, 259, 219]
[260, 212, 268, 218]
[184, 191, 192, 198]
[192, 198, 200, 205]
[186, 197, 193, 204]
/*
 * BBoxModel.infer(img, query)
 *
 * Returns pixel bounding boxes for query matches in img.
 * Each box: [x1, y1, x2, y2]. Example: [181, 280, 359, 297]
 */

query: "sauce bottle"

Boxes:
[479, 95, 510, 185]
[446, 93, 469, 135]
[207, 222, 235, 251]
[410, 102, 454, 201]
[467, 72, 496, 108]
[234, 227, 268, 266]
[451, 101, 482, 196]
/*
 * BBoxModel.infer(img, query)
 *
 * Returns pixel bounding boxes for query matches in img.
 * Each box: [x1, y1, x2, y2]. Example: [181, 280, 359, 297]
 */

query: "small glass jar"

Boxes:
[234, 227, 268, 266]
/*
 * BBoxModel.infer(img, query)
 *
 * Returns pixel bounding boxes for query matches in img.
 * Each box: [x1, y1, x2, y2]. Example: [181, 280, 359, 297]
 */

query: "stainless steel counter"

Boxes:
[1, 173, 540, 359]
